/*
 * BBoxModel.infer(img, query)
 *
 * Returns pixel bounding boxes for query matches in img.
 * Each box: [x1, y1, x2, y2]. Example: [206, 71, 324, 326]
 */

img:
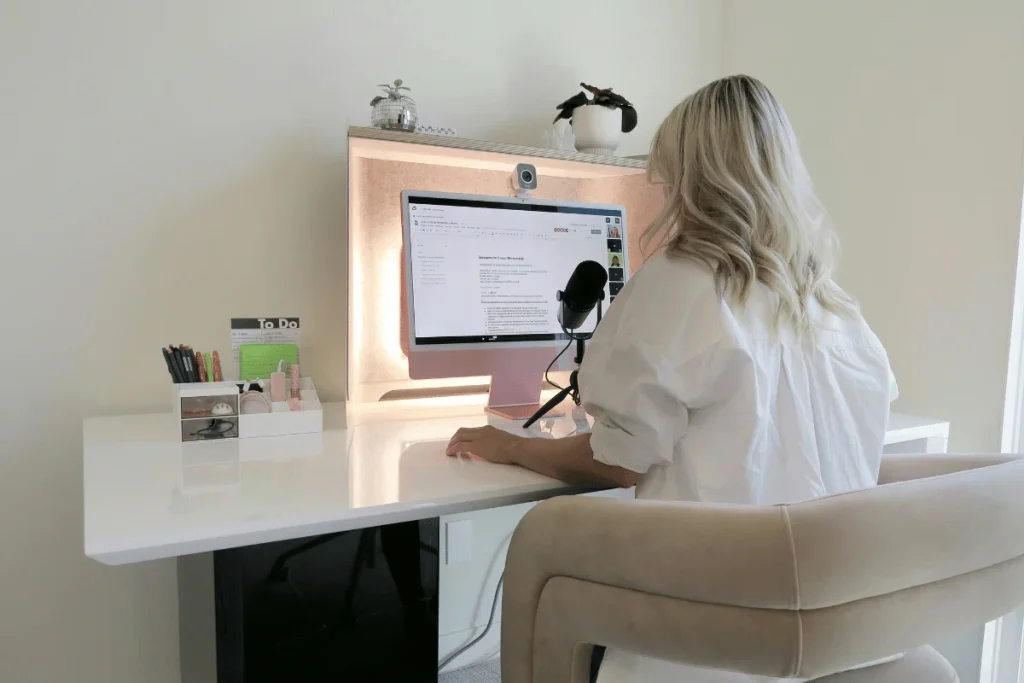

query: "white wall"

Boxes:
[0, 1, 722, 681]
[13, 1, 1014, 679]
[722, 2, 1024, 680]
[722, 0, 1024, 454]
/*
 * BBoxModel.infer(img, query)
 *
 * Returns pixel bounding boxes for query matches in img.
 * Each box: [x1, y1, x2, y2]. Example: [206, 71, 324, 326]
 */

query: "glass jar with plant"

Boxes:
[370, 79, 418, 132]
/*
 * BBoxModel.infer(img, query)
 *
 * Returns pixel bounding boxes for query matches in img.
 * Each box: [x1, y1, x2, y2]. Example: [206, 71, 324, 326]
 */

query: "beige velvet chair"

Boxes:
[502, 454, 1024, 683]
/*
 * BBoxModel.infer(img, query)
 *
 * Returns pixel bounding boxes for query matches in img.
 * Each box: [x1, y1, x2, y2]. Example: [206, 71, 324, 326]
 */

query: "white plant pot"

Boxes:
[572, 105, 622, 156]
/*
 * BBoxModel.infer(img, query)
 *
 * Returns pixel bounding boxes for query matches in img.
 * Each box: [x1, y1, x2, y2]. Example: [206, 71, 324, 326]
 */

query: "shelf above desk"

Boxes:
[349, 126, 647, 178]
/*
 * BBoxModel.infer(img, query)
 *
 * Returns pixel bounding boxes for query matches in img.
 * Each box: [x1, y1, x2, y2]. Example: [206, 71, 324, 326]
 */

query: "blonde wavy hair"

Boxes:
[644, 75, 855, 334]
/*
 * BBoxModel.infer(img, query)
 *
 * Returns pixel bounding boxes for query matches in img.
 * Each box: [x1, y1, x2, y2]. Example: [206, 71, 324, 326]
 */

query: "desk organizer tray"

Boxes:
[173, 379, 323, 442]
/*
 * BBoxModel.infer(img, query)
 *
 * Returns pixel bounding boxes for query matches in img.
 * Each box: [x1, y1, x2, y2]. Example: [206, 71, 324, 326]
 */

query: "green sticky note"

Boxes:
[239, 343, 299, 381]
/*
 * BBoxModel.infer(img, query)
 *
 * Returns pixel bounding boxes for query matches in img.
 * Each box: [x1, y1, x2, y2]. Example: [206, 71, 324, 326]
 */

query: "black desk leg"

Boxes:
[181, 518, 441, 683]
[213, 549, 244, 682]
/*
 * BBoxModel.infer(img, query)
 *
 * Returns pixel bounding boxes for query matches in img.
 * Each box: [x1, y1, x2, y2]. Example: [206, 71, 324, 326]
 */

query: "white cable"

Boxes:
[437, 572, 505, 672]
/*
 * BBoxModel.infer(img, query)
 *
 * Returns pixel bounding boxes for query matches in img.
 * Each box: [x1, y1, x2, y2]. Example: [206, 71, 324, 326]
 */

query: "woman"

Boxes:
[447, 75, 897, 682]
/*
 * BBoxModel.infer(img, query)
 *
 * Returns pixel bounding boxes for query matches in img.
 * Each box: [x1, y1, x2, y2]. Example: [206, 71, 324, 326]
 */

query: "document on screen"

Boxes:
[407, 198, 616, 344]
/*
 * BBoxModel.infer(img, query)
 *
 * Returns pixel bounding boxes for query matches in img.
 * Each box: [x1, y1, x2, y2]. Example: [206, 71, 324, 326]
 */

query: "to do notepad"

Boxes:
[239, 343, 299, 380]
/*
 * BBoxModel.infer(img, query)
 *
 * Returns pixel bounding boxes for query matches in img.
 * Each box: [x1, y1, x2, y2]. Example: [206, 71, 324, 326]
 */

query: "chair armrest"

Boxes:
[501, 456, 1024, 683]
[505, 495, 796, 609]
[500, 495, 801, 683]
[878, 453, 1021, 484]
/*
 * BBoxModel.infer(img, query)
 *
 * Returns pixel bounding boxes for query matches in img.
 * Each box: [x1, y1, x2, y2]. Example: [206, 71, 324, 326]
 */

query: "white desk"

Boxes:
[84, 401, 596, 566]
[884, 412, 950, 453]
[83, 402, 949, 682]
[84, 403, 949, 566]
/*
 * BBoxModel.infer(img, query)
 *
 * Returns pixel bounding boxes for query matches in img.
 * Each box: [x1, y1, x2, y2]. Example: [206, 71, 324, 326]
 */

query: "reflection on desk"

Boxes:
[84, 402, 588, 565]
[84, 401, 949, 566]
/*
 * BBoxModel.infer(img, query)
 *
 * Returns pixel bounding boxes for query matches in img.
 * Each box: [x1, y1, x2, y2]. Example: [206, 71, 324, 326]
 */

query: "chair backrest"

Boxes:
[501, 454, 1024, 683]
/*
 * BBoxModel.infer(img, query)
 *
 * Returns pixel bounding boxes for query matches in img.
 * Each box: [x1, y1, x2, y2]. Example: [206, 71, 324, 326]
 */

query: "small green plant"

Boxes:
[554, 82, 638, 133]
[370, 79, 412, 106]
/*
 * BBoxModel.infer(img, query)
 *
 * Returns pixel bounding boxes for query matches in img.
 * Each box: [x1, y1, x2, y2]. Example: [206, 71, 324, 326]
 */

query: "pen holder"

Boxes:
[172, 378, 323, 441]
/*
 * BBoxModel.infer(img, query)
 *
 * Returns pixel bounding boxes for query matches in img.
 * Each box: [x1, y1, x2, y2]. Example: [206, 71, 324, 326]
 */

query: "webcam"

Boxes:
[514, 163, 538, 193]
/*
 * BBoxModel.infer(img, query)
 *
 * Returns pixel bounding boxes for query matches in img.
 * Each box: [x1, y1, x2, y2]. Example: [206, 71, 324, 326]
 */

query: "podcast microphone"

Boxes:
[524, 261, 608, 429]
[556, 260, 608, 331]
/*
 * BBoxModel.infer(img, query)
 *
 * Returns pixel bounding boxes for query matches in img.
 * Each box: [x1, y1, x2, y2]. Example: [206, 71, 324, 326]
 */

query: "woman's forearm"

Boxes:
[508, 433, 638, 488]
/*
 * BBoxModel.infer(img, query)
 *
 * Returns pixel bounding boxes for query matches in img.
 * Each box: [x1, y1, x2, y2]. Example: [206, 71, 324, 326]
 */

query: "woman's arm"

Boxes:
[446, 427, 637, 489]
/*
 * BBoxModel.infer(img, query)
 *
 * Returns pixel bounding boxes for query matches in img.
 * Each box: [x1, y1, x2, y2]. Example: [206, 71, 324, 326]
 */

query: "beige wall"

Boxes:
[0, 1, 721, 681]
[723, 0, 1024, 454]
[721, 4, 1024, 679]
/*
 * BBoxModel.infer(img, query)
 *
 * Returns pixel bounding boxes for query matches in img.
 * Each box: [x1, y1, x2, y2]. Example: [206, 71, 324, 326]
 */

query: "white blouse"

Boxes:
[578, 254, 897, 683]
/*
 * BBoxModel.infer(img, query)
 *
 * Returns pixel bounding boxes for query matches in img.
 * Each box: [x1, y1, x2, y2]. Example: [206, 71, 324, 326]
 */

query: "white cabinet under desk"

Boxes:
[82, 402, 949, 682]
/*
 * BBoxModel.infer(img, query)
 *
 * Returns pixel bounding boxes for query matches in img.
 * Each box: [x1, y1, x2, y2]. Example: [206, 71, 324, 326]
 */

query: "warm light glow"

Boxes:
[346, 133, 654, 406]
[380, 246, 405, 366]
[348, 158, 364, 400]
[350, 136, 646, 180]
[348, 424, 404, 507]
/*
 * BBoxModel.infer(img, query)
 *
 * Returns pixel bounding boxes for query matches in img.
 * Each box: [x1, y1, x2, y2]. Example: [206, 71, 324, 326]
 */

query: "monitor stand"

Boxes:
[485, 371, 565, 421]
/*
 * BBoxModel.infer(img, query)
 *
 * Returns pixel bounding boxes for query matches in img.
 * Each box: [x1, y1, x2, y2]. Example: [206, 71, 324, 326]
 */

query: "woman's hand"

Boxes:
[446, 429, 636, 488]
[446, 426, 522, 465]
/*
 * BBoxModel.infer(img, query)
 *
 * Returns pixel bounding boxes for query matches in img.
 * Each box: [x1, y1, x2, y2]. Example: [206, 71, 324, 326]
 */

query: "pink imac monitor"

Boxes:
[402, 190, 628, 419]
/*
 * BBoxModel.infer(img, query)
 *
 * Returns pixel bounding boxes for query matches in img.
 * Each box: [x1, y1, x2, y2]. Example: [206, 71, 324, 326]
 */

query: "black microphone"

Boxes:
[556, 260, 608, 331]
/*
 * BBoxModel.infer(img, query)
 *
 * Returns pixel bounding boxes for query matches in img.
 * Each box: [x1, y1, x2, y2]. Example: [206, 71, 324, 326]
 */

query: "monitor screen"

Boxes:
[404, 191, 628, 348]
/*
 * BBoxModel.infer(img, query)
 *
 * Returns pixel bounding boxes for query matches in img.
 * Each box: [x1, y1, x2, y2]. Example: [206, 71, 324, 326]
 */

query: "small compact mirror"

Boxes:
[240, 391, 272, 415]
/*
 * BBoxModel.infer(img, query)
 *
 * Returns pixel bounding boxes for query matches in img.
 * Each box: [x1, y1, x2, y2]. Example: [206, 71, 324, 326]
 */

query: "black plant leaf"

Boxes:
[553, 92, 589, 123]
[621, 105, 638, 133]
[554, 83, 636, 127]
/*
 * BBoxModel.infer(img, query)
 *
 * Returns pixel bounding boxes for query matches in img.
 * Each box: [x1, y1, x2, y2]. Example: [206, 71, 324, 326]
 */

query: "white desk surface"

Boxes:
[83, 402, 948, 566]
[884, 412, 950, 444]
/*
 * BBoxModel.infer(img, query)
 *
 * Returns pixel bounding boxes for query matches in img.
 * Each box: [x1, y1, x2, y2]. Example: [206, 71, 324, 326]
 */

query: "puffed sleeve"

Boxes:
[577, 257, 735, 474]
[581, 338, 686, 474]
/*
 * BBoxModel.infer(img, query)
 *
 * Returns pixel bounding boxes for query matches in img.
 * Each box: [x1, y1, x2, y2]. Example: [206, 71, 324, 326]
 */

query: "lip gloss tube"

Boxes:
[270, 360, 286, 402]
[289, 364, 301, 411]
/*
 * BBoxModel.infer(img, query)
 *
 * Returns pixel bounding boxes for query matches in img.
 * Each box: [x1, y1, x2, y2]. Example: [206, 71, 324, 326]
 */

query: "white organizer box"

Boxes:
[173, 378, 323, 441]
